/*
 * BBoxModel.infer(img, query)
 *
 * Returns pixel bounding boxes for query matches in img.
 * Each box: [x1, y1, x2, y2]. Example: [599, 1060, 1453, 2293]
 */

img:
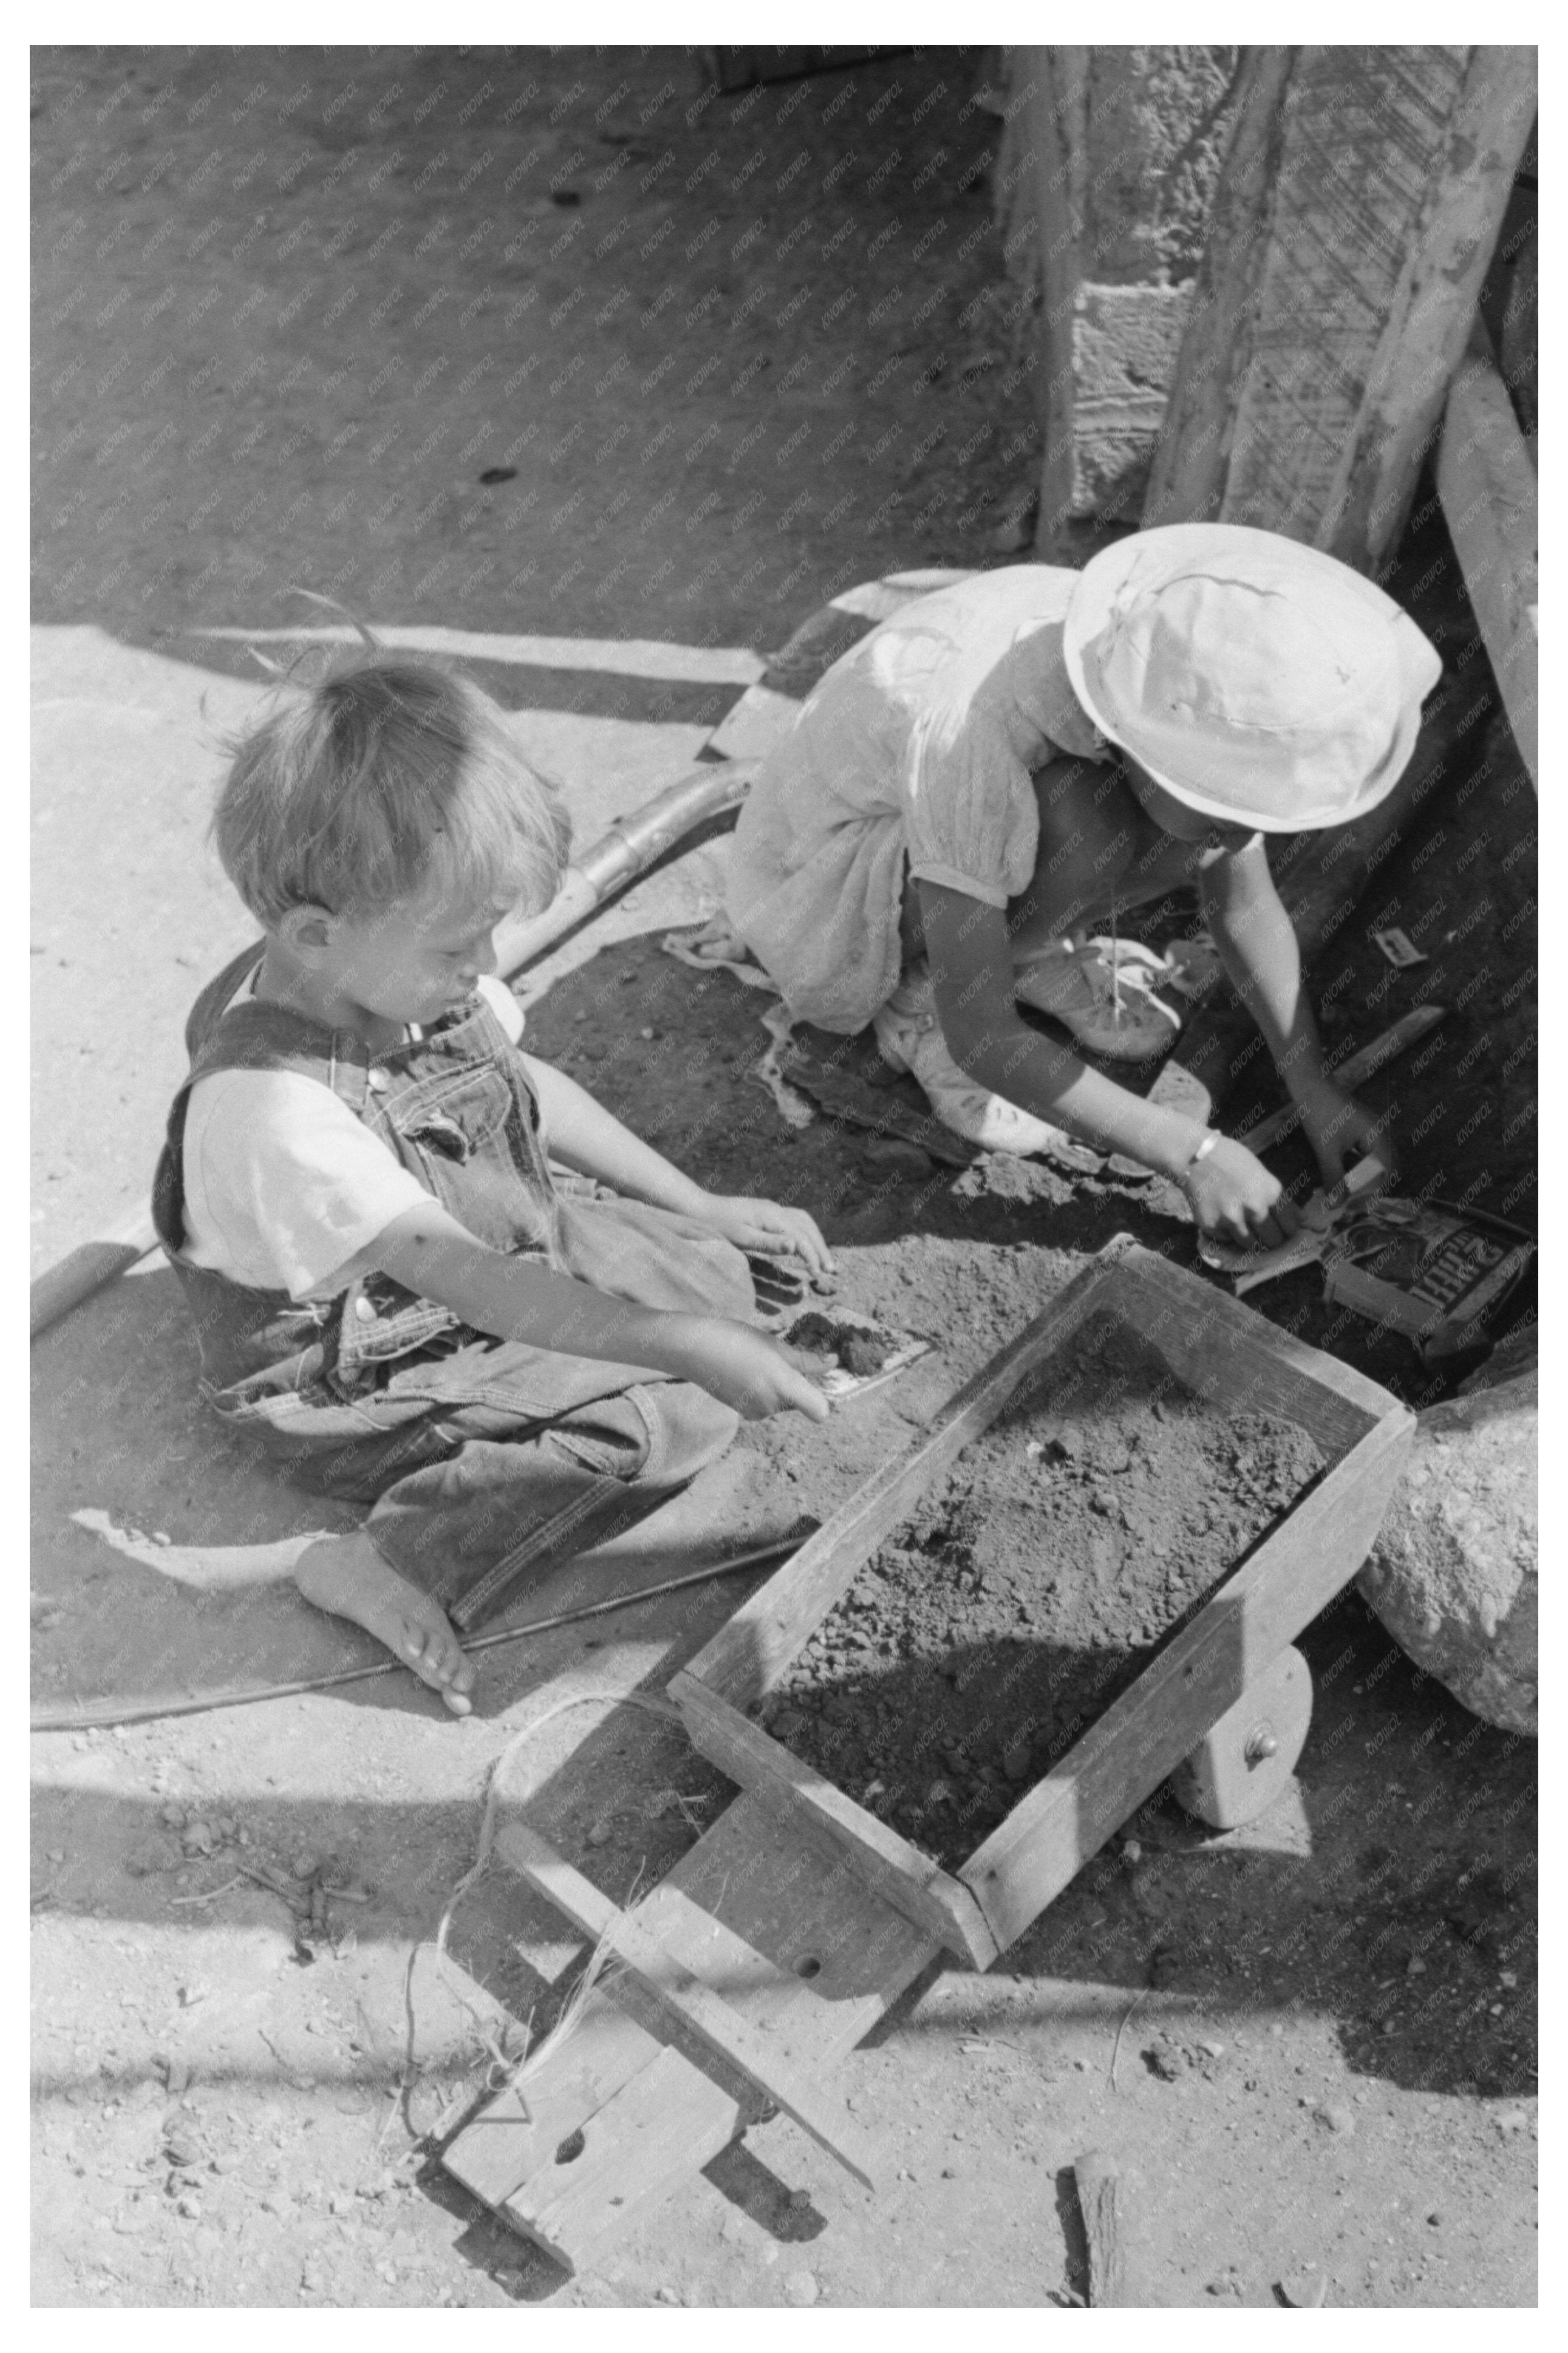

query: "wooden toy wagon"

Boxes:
[445, 1238, 1413, 2270]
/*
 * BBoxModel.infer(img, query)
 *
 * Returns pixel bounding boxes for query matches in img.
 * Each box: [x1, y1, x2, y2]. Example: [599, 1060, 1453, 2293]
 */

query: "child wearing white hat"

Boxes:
[725, 524, 1442, 1248]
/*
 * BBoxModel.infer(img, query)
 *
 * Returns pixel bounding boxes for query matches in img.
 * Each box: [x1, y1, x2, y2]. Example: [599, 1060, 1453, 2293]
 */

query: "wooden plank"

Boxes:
[1143, 46, 1298, 531]
[30, 1206, 160, 1338]
[961, 1409, 1413, 1952]
[1099, 1246, 1389, 1455]
[1437, 319, 1538, 790]
[446, 1793, 936, 2270]
[683, 1247, 1127, 1710]
[500, 2044, 736, 2265]
[444, 2021, 666, 2214]
[669, 1670, 998, 1970]
[500, 1822, 879, 2191]
[1074, 2148, 1135, 2306]
[1147, 45, 1536, 572]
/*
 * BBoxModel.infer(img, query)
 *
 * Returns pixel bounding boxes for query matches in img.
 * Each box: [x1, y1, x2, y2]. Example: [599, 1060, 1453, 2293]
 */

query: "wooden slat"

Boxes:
[1099, 1247, 1389, 1456]
[1147, 44, 1536, 573]
[30, 1207, 160, 1339]
[961, 1408, 1413, 1952]
[669, 1670, 998, 1969]
[682, 1246, 1128, 1710]
[1437, 318, 1538, 790]
[500, 1823, 879, 2191]
[1238, 1006, 1447, 1156]
[445, 1792, 936, 2269]
[498, 2044, 735, 2261]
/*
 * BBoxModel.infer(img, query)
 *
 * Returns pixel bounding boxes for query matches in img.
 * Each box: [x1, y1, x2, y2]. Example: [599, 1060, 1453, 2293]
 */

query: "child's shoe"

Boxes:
[1012, 937, 1182, 1062]
[872, 968, 1102, 1168]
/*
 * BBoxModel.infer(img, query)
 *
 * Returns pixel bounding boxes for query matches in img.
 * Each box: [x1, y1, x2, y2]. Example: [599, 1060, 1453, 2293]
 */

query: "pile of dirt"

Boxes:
[758, 1312, 1324, 1868]
[783, 1312, 901, 1376]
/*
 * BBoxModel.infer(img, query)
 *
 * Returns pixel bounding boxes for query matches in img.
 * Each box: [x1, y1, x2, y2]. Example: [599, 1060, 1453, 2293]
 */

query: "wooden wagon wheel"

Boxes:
[1168, 1644, 1314, 1830]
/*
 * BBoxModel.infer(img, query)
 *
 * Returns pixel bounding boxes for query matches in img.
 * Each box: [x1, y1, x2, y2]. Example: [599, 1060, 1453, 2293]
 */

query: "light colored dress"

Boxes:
[724, 567, 1109, 1034]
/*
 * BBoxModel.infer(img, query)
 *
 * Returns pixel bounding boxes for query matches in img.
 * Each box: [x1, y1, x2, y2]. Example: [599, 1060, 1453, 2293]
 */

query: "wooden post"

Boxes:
[1437, 319, 1538, 790]
[995, 46, 1245, 542]
[1144, 46, 1538, 572]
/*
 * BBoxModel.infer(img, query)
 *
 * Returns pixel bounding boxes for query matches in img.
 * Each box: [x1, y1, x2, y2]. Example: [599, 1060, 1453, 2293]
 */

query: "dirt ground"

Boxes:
[32, 44, 1536, 2310]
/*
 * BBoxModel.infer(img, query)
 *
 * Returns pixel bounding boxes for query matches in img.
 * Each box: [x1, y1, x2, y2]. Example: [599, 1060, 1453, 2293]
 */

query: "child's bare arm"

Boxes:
[367, 1200, 828, 1422]
[520, 1053, 833, 1274]
[1199, 842, 1396, 1183]
[919, 881, 1296, 1247]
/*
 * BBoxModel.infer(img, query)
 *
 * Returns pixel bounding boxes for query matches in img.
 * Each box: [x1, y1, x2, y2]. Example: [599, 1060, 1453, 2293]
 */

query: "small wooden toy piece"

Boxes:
[1169, 1644, 1314, 1829]
[1072, 2148, 1137, 2306]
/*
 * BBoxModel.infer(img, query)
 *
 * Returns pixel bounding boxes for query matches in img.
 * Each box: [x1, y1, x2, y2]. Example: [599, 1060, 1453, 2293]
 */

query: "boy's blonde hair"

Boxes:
[213, 650, 571, 927]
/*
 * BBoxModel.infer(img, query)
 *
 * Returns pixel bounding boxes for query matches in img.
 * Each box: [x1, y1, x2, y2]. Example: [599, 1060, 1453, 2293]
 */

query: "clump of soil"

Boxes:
[783, 1311, 900, 1376]
[758, 1312, 1325, 1868]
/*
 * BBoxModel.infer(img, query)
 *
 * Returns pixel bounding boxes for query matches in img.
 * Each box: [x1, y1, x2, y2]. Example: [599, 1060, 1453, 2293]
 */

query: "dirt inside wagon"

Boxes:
[762, 1313, 1326, 1870]
[32, 43, 1535, 2314]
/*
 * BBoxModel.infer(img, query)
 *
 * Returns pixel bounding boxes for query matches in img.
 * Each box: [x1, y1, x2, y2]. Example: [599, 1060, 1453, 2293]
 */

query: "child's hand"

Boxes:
[700, 1193, 835, 1279]
[680, 1318, 832, 1424]
[1181, 1136, 1302, 1250]
[1297, 1086, 1399, 1191]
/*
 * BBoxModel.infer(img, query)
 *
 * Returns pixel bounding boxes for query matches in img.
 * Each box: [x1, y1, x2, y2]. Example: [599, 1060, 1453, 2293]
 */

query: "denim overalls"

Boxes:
[152, 944, 747, 1631]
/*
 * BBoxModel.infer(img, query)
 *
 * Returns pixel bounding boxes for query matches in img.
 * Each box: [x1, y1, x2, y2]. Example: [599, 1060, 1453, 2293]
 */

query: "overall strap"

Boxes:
[153, 960, 373, 1254]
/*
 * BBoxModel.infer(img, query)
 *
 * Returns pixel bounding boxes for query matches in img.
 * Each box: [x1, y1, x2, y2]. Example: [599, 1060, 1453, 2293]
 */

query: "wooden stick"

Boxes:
[29, 1537, 800, 1735]
[29, 1205, 161, 1339]
[1238, 1004, 1447, 1155]
[499, 1820, 879, 2191]
[1073, 2148, 1134, 2306]
[1437, 318, 1538, 790]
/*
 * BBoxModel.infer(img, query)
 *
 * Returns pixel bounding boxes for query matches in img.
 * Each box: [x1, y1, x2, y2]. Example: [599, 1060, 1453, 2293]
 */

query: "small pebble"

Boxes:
[783, 2271, 819, 2307]
[291, 1853, 319, 1880]
[1317, 2102, 1357, 2136]
[1494, 2108, 1529, 2135]
[585, 1822, 613, 1848]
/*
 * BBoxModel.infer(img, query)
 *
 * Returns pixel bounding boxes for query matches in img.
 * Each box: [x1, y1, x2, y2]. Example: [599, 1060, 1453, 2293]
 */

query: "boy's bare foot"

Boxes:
[295, 1532, 476, 1715]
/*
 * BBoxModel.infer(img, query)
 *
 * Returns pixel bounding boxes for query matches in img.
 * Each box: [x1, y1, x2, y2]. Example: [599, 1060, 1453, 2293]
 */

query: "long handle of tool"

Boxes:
[30, 1206, 162, 1338]
[29, 1535, 804, 1733]
[30, 759, 761, 1342]
[493, 755, 758, 975]
[1239, 1003, 1446, 1154]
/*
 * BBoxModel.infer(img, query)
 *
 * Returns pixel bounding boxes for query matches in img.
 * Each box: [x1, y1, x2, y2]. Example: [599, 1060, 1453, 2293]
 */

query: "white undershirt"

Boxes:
[179, 972, 527, 1303]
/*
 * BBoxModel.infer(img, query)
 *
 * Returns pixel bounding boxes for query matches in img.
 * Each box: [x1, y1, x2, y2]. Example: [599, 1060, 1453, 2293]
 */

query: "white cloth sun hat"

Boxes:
[1062, 524, 1444, 832]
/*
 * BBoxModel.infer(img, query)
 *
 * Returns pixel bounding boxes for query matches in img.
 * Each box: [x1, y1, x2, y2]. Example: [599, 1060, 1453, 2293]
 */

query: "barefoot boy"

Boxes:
[152, 653, 831, 1712]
